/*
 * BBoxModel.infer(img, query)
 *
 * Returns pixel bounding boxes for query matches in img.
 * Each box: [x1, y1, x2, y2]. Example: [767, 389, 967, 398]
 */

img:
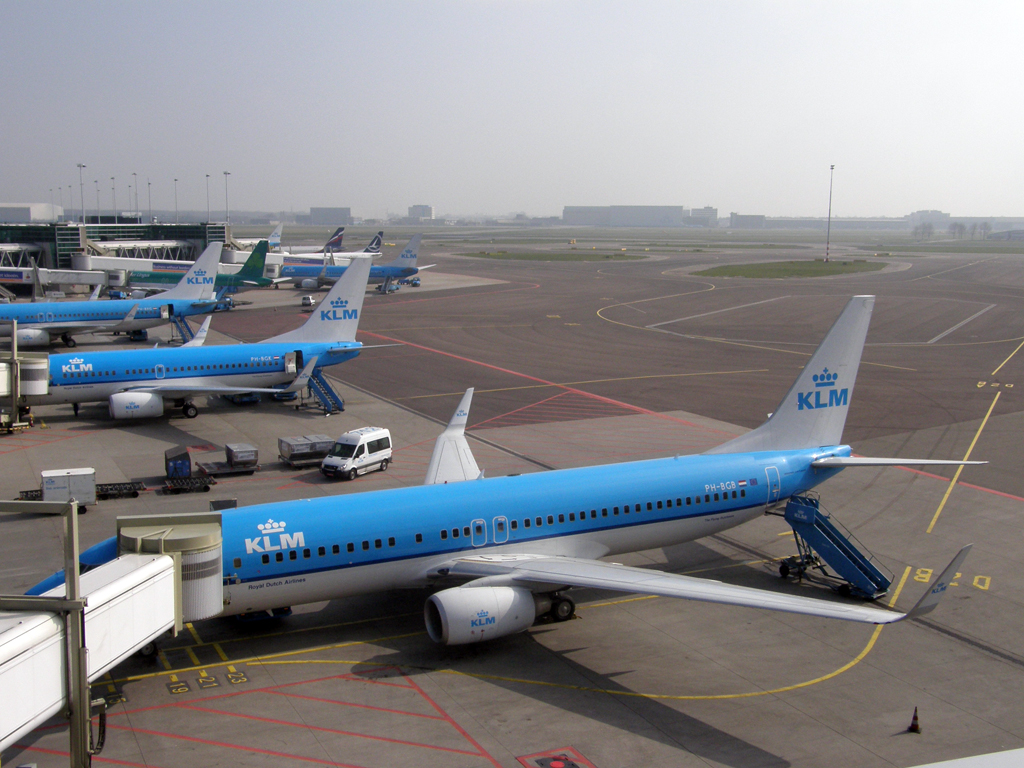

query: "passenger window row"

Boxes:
[248, 533, 424, 567]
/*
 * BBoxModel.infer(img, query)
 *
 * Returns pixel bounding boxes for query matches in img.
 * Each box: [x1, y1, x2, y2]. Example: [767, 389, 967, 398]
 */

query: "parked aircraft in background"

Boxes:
[282, 234, 430, 293]
[31, 296, 976, 647]
[126, 241, 277, 295]
[235, 224, 283, 251]
[280, 230, 383, 265]
[22, 256, 372, 419]
[0, 243, 224, 348]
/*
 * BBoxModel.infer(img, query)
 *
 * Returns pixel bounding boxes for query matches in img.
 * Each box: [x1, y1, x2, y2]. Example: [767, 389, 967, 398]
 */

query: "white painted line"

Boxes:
[648, 296, 790, 328]
[927, 304, 995, 344]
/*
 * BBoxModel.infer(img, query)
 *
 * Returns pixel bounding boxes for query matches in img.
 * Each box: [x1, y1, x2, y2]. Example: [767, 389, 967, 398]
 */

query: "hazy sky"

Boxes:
[2, 1, 1022, 219]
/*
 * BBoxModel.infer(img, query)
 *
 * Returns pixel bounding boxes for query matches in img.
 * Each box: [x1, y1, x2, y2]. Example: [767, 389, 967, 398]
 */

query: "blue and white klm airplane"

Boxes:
[21, 256, 372, 420]
[0, 242, 224, 348]
[32, 296, 977, 645]
[282, 234, 430, 293]
[279, 230, 383, 266]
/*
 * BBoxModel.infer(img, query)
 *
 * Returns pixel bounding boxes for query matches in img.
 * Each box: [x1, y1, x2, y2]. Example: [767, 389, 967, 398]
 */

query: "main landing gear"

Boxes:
[182, 402, 198, 419]
[61, 333, 77, 348]
[549, 595, 576, 623]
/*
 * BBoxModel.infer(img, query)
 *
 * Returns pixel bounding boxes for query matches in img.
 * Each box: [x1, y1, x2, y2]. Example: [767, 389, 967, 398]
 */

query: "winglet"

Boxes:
[279, 355, 319, 393]
[88, 284, 102, 301]
[182, 316, 212, 347]
[903, 544, 973, 620]
[425, 388, 482, 485]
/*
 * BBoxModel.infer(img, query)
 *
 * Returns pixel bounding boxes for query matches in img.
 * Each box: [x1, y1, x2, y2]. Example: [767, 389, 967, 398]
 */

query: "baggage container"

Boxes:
[225, 443, 258, 468]
[164, 446, 192, 479]
[40, 467, 96, 506]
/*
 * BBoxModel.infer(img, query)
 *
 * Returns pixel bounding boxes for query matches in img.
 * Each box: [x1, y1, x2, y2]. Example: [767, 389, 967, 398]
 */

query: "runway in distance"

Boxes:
[0, 243, 225, 348]
[22, 255, 372, 420]
[281, 234, 431, 293]
[33, 296, 977, 645]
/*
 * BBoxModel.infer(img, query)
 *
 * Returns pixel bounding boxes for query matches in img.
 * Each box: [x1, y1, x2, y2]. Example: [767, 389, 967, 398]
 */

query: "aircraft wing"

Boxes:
[812, 457, 986, 468]
[425, 388, 482, 484]
[122, 356, 319, 398]
[444, 545, 972, 625]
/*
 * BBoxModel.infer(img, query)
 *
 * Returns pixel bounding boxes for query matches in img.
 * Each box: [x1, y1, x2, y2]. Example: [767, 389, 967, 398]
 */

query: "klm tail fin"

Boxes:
[383, 234, 422, 268]
[156, 242, 223, 301]
[362, 231, 383, 254]
[706, 295, 875, 454]
[237, 240, 269, 281]
[323, 227, 345, 252]
[268, 224, 283, 249]
[262, 256, 372, 344]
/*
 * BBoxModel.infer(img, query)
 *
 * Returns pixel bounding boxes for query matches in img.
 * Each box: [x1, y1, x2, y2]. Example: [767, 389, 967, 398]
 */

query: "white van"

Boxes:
[301, 295, 316, 307]
[320, 427, 392, 480]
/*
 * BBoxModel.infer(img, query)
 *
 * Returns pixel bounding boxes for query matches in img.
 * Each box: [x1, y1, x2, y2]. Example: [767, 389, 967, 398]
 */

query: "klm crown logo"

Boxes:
[320, 296, 358, 322]
[245, 517, 305, 555]
[187, 267, 215, 285]
[61, 356, 93, 374]
[797, 367, 848, 410]
[470, 609, 496, 629]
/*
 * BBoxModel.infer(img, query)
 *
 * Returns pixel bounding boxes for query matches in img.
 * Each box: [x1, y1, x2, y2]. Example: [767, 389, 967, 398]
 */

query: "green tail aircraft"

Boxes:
[126, 240, 276, 297]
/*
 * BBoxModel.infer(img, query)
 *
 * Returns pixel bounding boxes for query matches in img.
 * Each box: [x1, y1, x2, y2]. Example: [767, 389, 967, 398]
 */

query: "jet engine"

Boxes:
[299, 279, 319, 291]
[14, 328, 51, 347]
[108, 391, 164, 420]
[424, 586, 549, 645]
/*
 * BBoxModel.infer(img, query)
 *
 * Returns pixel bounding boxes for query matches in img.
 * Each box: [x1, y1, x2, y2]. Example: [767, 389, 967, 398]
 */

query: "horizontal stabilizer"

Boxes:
[425, 388, 482, 485]
[812, 457, 987, 468]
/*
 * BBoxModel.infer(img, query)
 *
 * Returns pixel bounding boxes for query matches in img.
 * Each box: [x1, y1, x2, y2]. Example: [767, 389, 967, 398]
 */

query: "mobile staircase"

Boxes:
[306, 369, 345, 414]
[170, 316, 195, 344]
[778, 494, 893, 599]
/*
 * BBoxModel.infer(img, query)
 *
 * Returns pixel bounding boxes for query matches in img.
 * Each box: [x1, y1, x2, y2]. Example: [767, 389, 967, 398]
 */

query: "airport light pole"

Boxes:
[49, 188, 54, 221]
[205, 174, 210, 222]
[132, 172, 138, 221]
[148, 179, 152, 223]
[110, 177, 116, 223]
[68, 186, 73, 222]
[174, 178, 179, 223]
[825, 164, 835, 263]
[223, 171, 230, 224]
[94, 181, 100, 224]
[77, 164, 86, 224]
[128, 184, 132, 221]
[58, 186, 64, 221]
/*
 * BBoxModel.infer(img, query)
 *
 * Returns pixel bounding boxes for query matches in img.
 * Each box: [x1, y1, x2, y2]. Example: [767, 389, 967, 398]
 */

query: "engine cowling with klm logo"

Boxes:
[424, 586, 552, 645]
[109, 391, 163, 420]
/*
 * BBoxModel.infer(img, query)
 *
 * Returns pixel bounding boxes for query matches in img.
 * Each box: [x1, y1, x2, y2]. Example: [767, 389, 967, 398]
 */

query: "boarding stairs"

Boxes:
[307, 369, 345, 413]
[170, 316, 195, 343]
[779, 494, 893, 599]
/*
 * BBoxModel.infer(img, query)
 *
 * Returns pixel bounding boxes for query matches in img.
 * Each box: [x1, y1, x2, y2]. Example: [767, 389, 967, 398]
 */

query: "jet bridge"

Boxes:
[0, 507, 224, 763]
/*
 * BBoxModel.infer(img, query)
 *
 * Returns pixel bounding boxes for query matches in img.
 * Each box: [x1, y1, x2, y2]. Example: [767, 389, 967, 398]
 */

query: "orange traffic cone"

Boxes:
[907, 707, 921, 734]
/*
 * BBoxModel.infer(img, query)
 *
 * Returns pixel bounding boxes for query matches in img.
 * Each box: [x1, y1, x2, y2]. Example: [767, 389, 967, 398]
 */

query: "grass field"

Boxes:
[694, 259, 887, 278]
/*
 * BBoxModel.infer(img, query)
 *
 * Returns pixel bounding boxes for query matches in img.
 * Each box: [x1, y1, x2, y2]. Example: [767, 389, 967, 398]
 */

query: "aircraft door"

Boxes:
[492, 516, 508, 544]
[471, 519, 487, 547]
[284, 352, 297, 375]
[154, 364, 165, 380]
[161, 304, 172, 320]
[765, 466, 781, 505]
[45, 312, 54, 323]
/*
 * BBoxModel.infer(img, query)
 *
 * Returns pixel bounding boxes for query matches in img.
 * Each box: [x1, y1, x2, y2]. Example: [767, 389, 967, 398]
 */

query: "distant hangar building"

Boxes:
[408, 205, 434, 221]
[309, 207, 353, 226]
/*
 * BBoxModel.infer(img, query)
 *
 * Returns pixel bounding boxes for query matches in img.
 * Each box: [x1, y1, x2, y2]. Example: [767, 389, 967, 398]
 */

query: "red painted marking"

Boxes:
[266, 688, 445, 720]
[857, 457, 1024, 501]
[957, 481, 1024, 502]
[14, 745, 161, 767]
[176, 703, 482, 757]
[365, 280, 540, 308]
[104, 723, 368, 768]
[0, 429, 102, 455]
[361, 331, 735, 437]
[403, 673, 503, 768]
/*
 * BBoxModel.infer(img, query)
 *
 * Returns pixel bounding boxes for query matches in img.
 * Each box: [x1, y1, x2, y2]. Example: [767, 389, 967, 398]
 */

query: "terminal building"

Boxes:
[0, 221, 251, 295]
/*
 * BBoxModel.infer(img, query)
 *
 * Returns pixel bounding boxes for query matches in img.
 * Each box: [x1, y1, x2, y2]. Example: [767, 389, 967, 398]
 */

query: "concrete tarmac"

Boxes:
[2, 241, 1023, 767]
